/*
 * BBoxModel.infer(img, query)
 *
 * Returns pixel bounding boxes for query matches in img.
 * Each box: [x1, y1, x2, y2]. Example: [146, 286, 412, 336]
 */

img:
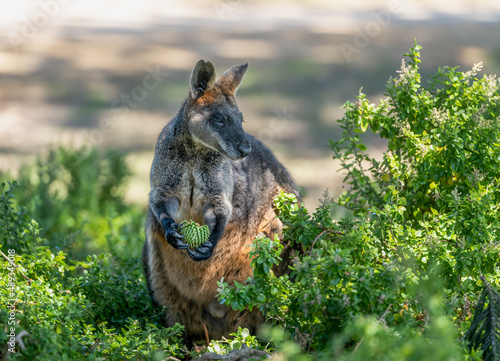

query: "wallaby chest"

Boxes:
[166, 156, 233, 225]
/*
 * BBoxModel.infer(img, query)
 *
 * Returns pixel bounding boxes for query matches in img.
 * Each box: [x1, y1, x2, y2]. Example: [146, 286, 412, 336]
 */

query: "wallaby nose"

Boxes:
[237, 143, 251, 159]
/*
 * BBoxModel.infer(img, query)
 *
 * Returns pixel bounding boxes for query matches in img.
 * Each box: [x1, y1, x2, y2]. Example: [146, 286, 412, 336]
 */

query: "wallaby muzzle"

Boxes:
[226, 132, 251, 161]
[237, 141, 251, 159]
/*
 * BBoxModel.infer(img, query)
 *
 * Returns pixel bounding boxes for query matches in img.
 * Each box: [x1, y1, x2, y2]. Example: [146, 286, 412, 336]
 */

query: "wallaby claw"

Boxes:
[187, 241, 213, 261]
[162, 218, 189, 250]
[166, 228, 189, 250]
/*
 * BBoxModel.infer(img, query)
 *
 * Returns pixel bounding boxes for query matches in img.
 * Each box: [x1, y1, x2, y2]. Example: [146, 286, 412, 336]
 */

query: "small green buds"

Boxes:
[179, 220, 210, 248]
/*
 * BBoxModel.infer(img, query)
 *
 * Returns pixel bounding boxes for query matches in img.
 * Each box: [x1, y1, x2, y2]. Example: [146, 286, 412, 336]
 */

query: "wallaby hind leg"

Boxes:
[144, 211, 219, 344]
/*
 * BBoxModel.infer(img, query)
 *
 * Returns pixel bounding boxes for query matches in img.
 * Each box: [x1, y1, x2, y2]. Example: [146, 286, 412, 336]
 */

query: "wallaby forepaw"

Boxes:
[166, 228, 189, 250]
[162, 218, 189, 250]
[187, 241, 213, 261]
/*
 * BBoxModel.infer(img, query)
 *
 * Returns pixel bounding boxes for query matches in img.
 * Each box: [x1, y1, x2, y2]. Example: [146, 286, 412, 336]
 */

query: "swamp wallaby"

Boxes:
[142, 59, 299, 344]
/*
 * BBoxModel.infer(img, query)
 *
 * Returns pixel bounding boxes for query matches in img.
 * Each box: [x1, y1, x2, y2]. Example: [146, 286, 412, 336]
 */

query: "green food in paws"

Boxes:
[179, 220, 210, 248]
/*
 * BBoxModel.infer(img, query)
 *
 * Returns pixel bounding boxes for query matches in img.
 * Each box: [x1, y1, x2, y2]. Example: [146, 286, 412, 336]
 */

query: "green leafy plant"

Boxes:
[217, 42, 500, 359]
[0, 181, 186, 360]
[179, 220, 210, 248]
[218, 192, 410, 350]
[331, 40, 500, 291]
[205, 327, 266, 355]
[330, 40, 500, 321]
[0, 182, 42, 258]
[2, 146, 145, 260]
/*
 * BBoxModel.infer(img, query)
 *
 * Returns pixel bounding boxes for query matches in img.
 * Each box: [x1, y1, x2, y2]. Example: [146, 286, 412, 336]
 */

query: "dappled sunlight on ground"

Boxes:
[1, 0, 500, 210]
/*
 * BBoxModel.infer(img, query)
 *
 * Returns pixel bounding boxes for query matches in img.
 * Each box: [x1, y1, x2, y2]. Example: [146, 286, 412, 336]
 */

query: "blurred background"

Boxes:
[2, 0, 500, 211]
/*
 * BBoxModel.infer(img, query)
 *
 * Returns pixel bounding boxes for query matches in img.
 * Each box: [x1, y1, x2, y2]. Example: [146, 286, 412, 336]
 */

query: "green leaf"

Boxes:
[356, 143, 367, 151]
[231, 340, 242, 350]
[241, 328, 250, 338]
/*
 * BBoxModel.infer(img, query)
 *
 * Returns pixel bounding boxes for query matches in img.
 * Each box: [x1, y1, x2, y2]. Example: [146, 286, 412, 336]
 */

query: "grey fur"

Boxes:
[142, 60, 299, 345]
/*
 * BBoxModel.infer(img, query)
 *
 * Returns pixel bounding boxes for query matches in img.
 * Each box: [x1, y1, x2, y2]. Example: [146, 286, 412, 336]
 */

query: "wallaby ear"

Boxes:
[216, 63, 249, 96]
[190, 59, 216, 99]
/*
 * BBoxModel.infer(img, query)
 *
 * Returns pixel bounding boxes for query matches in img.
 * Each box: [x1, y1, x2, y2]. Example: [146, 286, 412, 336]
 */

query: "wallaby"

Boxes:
[142, 59, 299, 345]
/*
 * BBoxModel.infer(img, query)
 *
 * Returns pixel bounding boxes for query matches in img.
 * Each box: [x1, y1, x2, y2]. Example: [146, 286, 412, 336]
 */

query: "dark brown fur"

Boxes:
[142, 60, 298, 345]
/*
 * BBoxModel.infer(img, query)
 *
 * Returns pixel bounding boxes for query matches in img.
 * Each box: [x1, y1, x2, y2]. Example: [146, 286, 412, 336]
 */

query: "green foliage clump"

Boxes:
[219, 192, 409, 350]
[179, 220, 210, 248]
[0, 182, 41, 255]
[206, 327, 265, 355]
[218, 42, 500, 360]
[0, 181, 185, 360]
[5, 146, 145, 259]
[331, 42, 500, 315]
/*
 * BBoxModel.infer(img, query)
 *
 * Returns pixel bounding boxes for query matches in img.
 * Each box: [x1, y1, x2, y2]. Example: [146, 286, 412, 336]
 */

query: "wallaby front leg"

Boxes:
[150, 196, 189, 250]
[187, 204, 229, 261]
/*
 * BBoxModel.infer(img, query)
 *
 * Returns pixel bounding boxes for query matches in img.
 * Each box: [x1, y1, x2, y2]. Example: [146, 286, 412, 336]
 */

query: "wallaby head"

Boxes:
[183, 59, 251, 161]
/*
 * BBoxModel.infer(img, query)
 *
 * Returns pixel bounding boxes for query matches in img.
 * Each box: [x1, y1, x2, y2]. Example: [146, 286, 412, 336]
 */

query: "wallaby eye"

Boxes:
[212, 116, 225, 126]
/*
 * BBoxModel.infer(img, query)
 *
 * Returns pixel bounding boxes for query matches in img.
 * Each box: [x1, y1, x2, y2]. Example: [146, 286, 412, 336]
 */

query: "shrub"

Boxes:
[217, 42, 500, 359]
[2, 146, 145, 260]
[331, 41, 500, 309]
[0, 182, 185, 360]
